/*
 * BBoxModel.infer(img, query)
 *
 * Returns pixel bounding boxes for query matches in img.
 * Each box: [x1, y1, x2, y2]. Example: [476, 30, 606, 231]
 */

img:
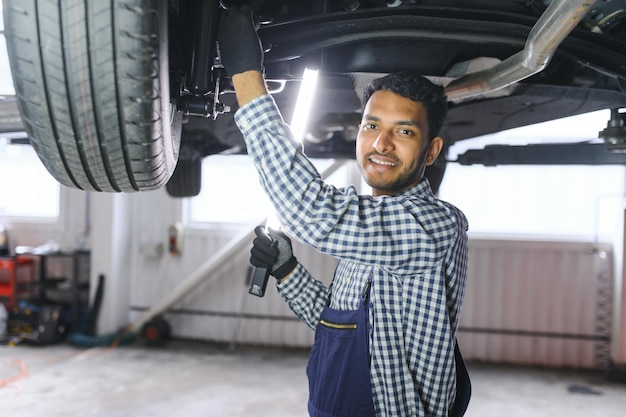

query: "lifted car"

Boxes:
[1, 0, 625, 196]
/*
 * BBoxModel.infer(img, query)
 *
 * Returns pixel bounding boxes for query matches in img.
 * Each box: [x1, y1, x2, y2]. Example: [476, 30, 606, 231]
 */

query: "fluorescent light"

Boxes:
[290, 68, 319, 142]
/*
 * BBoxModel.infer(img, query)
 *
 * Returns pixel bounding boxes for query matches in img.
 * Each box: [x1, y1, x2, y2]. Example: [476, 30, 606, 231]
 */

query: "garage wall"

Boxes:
[458, 239, 613, 369]
[124, 187, 338, 347]
[120, 188, 617, 370]
[129, 230, 337, 347]
[2, 181, 624, 369]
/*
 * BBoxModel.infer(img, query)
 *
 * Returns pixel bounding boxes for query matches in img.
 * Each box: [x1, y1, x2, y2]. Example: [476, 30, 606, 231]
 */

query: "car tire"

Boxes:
[166, 151, 202, 198]
[3, 0, 181, 192]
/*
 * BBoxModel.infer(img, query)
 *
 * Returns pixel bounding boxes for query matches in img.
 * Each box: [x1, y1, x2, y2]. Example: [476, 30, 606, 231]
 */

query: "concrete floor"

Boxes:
[1, 339, 625, 417]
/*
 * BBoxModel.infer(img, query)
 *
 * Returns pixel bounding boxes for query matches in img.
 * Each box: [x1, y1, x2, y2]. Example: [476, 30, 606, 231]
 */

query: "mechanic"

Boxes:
[217, 6, 469, 417]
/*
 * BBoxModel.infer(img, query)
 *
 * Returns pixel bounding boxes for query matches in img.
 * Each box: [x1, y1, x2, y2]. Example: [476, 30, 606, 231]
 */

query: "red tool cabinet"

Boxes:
[0, 255, 37, 308]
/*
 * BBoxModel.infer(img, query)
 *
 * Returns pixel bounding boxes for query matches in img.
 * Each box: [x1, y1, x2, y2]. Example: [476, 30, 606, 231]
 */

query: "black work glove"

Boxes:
[217, 5, 264, 76]
[250, 226, 298, 280]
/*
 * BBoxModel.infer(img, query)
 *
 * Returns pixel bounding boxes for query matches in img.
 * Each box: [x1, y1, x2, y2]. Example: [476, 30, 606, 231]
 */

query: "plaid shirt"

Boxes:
[236, 94, 469, 417]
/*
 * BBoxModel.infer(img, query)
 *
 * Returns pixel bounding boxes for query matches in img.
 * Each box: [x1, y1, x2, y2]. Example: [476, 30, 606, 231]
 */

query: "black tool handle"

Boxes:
[248, 228, 277, 297]
[248, 265, 272, 297]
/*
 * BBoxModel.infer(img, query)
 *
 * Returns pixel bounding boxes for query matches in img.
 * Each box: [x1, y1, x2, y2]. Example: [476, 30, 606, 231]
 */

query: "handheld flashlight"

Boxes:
[248, 227, 277, 297]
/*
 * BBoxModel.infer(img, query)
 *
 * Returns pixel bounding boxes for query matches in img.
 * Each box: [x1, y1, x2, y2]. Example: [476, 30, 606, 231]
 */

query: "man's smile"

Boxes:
[368, 153, 400, 167]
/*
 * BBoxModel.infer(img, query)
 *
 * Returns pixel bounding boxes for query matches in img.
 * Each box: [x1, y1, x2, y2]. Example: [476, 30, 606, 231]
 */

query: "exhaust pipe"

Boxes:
[445, 0, 598, 101]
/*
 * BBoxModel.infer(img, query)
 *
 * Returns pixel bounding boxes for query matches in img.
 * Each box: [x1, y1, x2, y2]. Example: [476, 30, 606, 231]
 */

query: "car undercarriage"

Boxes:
[1, 0, 625, 196]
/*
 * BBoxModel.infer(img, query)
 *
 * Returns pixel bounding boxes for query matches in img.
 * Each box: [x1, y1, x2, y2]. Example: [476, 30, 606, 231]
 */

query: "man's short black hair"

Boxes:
[361, 71, 448, 141]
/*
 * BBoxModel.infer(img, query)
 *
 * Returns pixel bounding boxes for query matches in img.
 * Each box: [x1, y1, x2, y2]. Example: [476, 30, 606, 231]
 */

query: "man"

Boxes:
[218, 6, 469, 417]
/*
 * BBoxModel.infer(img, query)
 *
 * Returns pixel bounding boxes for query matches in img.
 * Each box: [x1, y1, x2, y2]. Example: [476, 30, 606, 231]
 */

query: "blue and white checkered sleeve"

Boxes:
[275, 263, 329, 330]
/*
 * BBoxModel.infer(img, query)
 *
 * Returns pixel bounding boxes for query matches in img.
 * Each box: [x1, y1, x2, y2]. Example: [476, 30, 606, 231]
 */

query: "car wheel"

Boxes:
[3, 0, 181, 192]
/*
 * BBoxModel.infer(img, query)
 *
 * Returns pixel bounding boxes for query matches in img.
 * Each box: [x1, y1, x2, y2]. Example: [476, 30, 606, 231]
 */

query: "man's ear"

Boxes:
[425, 137, 443, 166]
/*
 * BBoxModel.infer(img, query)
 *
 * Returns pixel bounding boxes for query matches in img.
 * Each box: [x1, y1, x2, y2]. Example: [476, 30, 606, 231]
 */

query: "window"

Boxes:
[439, 164, 624, 240]
[186, 155, 272, 225]
[186, 154, 357, 226]
[0, 139, 61, 219]
[438, 109, 625, 241]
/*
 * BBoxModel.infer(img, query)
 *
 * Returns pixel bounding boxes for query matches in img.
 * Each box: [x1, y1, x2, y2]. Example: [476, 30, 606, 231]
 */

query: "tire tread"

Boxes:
[3, 0, 179, 192]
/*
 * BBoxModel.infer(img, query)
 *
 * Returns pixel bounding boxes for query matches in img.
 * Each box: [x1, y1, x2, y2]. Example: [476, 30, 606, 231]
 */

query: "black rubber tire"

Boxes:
[141, 315, 172, 347]
[165, 153, 202, 198]
[165, 142, 203, 198]
[3, 0, 182, 192]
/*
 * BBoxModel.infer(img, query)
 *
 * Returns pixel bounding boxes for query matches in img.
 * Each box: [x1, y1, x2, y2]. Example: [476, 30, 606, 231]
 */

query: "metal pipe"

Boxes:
[320, 159, 348, 179]
[445, 0, 597, 101]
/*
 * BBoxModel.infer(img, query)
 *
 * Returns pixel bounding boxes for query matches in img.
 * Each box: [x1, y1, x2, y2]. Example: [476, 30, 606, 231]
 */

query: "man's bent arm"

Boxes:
[232, 70, 268, 107]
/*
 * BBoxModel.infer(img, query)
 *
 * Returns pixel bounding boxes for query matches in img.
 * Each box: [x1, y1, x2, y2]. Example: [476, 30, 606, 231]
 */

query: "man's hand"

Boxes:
[250, 226, 298, 281]
[217, 5, 268, 106]
[217, 5, 264, 77]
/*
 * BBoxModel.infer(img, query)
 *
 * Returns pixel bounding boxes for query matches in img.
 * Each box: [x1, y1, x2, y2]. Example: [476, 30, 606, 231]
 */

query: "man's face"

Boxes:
[356, 90, 443, 197]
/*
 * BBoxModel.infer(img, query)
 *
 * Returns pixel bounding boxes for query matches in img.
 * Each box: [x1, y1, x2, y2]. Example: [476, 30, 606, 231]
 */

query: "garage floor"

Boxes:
[1, 339, 625, 417]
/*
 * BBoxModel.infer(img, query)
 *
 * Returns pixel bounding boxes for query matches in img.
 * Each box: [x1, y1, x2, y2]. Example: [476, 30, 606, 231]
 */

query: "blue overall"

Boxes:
[306, 278, 376, 417]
